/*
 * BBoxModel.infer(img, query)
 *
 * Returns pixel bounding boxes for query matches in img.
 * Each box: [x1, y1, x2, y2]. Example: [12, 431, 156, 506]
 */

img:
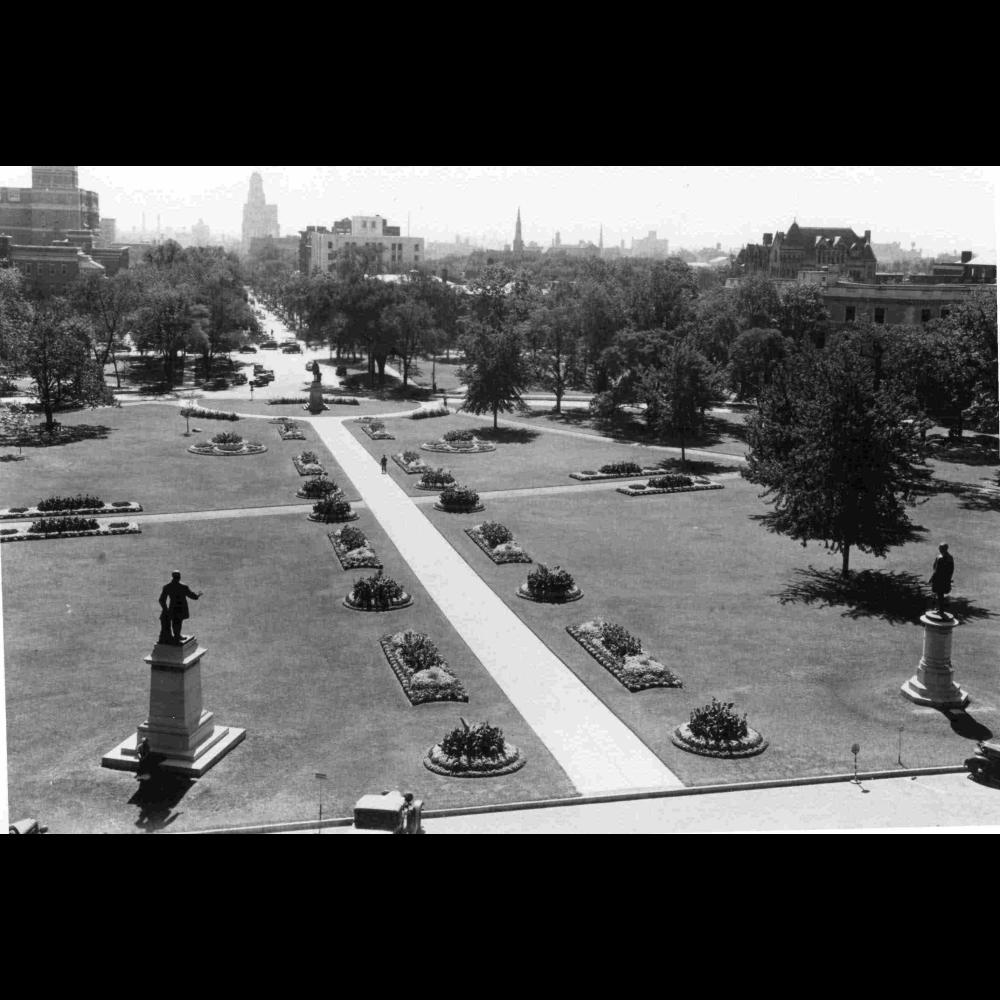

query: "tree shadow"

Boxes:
[939, 709, 994, 743]
[655, 457, 740, 476]
[775, 566, 996, 626]
[13, 424, 114, 448]
[476, 426, 540, 445]
[0, 454, 27, 463]
[128, 772, 194, 834]
[926, 436, 1000, 467]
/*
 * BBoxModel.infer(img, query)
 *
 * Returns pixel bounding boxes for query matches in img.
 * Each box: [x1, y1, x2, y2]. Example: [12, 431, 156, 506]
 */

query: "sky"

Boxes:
[2, 165, 997, 259]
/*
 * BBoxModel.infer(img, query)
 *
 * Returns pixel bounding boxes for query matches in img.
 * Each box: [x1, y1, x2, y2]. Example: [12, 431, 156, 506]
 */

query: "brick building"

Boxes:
[0, 165, 103, 248]
[738, 221, 878, 283]
[299, 216, 425, 275]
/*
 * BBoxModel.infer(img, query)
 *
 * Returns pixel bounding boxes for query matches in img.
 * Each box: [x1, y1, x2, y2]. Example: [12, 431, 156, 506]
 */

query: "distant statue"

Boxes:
[311, 361, 322, 385]
[158, 572, 204, 645]
[929, 544, 955, 617]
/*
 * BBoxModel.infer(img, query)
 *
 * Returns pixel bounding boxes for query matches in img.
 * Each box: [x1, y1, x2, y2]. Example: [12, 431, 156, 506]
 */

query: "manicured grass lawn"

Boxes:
[347, 413, 743, 497]
[229, 399, 421, 418]
[2, 514, 576, 833]
[426, 478, 1000, 785]
[0, 405, 361, 512]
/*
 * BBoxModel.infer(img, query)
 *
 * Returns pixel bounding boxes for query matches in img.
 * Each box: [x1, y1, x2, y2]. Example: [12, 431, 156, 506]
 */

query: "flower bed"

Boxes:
[189, 433, 266, 457]
[570, 464, 663, 482]
[380, 631, 469, 705]
[293, 452, 326, 477]
[344, 572, 413, 612]
[180, 406, 239, 422]
[411, 407, 450, 420]
[416, 468, 455, 490]
[466, 523, 532, 565]
[435, 486, 485, 514]
[329, 525, 382, 570]
[359, 420, 395, 441]
[394, 451, 432, 476]
[617, 476, 724, 497]
[309, 497, 358, 524]
[0, 520, 141, 544]
[422, 435, 496, 455]
[1, 500, 142, 521]
[296, 478, 341, 501]
[517, 564, 583, 604]
[424, 720, 524, 778]
[671, 699, 769, 759]
[275, 420, 307, 441]
[567, 621, 682, 692]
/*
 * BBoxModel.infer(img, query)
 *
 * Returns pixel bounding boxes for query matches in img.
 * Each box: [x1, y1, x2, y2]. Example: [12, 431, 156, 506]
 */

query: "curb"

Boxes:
[179, 765, 969, 834]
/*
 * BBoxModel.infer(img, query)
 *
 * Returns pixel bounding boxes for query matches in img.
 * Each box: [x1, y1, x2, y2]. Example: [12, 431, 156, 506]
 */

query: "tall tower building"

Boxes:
[0, 165, 100, 247]
[513, 208, 524, 254]
[242, 171, 280, 254]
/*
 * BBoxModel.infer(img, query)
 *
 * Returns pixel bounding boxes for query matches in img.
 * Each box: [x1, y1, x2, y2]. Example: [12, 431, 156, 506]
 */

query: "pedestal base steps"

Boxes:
[901, 613, 971, 709]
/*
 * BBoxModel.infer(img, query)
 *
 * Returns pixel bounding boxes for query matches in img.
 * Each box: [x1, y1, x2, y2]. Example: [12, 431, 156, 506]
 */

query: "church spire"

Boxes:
[513, 208, 524, 254]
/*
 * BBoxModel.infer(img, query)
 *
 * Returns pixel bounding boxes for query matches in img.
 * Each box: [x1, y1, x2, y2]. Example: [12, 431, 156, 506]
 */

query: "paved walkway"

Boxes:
[306, 415, 682, 796]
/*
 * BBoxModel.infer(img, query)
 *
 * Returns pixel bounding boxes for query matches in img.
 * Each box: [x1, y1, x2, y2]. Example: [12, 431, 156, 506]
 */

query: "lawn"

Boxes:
[425, 477, 1000, 786]
[2, 513, 576, 833]
[346, 413, 744, 498]
[0, 404, 362, 512]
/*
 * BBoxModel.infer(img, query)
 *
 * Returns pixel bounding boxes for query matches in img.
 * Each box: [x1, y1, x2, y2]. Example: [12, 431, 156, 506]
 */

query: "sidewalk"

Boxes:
[306, 415, 682, 796]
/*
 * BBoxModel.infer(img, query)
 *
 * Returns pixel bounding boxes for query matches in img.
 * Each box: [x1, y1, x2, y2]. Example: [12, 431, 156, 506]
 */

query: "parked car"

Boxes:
[282, 344, 303, 354]
[231, 373, 248, 386]
[238, 345, 258, 354]
[209, 378, 229, 391]
[261, 342, 279, 351]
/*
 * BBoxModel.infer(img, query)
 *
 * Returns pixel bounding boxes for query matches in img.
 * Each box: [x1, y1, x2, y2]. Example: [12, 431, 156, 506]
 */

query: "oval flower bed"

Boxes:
[380, 631, 469, 706]
[1, 498, 142, 521]
[329, 525, 382, 570]
[1, 518, 141, 543]
[435, 486, 485, 514]
[358, 419, 395, 442]
[567, 621, 682, 692]
[466, 522, 531, 565]
[518, 565, 583, 604]
[570, 462, 662, 482]
[296, 478, 341, 501]
[189, 432, 267, 457]
[394, 451, 432, 476]
[618, 474, 724, 498]
[425, 719, 525, 778]
[671, 699, 769, 759]
[309, 497, 358, 524]
[344, 571, 413, 612]
[293, 452, 326, 477]
[422, 429, 496, 455]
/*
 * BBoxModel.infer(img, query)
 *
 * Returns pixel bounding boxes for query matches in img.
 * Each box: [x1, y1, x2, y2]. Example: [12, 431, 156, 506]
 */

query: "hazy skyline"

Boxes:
[2, 165, 997, 258]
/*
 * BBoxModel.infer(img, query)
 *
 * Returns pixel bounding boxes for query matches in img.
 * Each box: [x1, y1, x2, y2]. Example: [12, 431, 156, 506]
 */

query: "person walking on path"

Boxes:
[381, 455, 389, 475]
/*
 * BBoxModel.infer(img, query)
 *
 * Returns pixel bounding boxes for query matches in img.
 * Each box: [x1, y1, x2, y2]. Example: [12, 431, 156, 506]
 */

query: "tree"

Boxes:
[24, 304, 115, 430]
[744, 342, 925, 576]
[525, 283, 583, 414]
[461, 327, 530, 429]
[778, 283, 830, 348]
[0, 268, 31, 372]
[131, 284, 208, 386]
[734, 274, 783, 330]
[939, 288, 998, 437]
[0, 402, 31, 456]
[728, 328, 788, 403]
[385, 286, 433, 387]
[68, 270, 142, 388]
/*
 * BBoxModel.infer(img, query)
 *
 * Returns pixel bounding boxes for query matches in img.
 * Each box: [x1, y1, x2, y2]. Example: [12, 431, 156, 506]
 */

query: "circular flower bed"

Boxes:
[671, 699, 769, 759]
[189, 432, 267, 457]
[344, 571, 413, 612]
[518, 564, 583, 604]
[417, 468, 455, 491]
[435, 485, 485, 514]
[297, 478, 341, 500]
[309, 497, 358, 523]
[424, 719, 525, 778]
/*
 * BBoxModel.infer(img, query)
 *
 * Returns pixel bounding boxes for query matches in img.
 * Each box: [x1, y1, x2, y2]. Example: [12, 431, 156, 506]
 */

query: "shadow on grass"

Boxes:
[926, 436, 1000, 467]
[475, 426, 540, 445]
[655, 457, 741, 476]
[13, 424, 115, 448]
[0, 454, 27, 463]
[129, 772, 194, 833]
[939, 709, 993, 743]
[775, 567, 996, 626]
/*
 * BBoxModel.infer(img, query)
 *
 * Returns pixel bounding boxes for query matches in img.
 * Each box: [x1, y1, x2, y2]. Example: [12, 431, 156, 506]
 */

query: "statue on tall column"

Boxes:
[158, 572, 204, 645]
[311, 361, 322, 385]
[929, 544, 955, 618]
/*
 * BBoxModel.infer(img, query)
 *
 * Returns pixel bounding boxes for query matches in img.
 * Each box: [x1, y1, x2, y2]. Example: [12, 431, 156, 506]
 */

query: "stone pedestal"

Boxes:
[102, 637, 246, 778]
[901, 613, 970, 709]
[307, 383, 327, 415]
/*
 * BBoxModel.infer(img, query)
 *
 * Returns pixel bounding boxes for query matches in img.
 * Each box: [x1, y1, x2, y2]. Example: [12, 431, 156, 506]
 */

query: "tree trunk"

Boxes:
[841, 547, 851, 577]
[494, 406, 499, 430]
[555, 383, 563, 415]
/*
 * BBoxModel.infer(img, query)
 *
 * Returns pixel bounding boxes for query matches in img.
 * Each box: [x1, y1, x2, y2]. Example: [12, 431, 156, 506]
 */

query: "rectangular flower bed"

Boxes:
[379, 631, 469, 706]
[1, 502, 143, 521]
[567, 621, 682, 692]
[0, 521, 142, 544]
[570, 468, 663, 482]
[180, 406, 239, 422]
[293, 454, 326, 477]
[329, 527, 383, 571]
[359, 422, 395, 441]
[393, 453, 431, 475]
[617, 479, 725, 497]
[465, 525, 532, 565]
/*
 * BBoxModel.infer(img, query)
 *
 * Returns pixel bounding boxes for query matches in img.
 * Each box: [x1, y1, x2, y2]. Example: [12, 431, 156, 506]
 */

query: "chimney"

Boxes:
[864, 230, 872, 243]
[763, 234, 774, 247]
[961, 251, 973, 264]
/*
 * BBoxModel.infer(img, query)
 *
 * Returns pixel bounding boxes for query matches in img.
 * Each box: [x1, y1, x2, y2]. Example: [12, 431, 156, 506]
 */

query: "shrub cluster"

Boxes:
[212, 432, 244, 446]
[313, 497, 353, 522]
[527, 564, 576, 595]
[441, 719, 507, 762]
[600, 623, 643, 659]
[478, 522, 513, 548]
[338, 526, 368, 552]
[299, 451, 319, 465]
[600, 462, 643, 476]
[421, 468, 455, 488]
[648, 474, 693, 490]
[443, 429, 475, 443]
[37, 494, 104, 512]
[335, 367, 348, 377]
[180, 406, 238, 422]
[29, 516, 100, 534]
[411, 407, 450, 421]
[350, 571, 405, 610]
[689, 699, 749, 743]
[328, 397, 360, 406]
[369, 421, 386, 433]
[402, 450, 422, 465]
[398, 631, 444, 673]
[440, 486, 480, 508]
[300, 478, 340, 500]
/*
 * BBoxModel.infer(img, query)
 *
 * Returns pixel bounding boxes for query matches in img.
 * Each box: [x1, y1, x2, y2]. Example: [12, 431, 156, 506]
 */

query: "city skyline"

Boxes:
[2, 165, 997, 259]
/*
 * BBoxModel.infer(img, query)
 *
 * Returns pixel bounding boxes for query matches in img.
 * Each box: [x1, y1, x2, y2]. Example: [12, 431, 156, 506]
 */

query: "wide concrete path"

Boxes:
[307, 416, 682, 796]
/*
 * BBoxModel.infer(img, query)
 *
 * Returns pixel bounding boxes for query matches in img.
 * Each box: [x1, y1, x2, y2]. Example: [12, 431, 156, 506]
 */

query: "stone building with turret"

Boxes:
[738, 221, 878, 283]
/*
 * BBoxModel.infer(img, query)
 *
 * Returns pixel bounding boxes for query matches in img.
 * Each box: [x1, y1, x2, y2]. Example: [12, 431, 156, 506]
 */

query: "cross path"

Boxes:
[307, 416, 683, 796]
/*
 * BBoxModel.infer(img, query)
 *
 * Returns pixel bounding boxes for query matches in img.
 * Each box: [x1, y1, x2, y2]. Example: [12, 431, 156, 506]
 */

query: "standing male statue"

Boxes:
[311, 361, 322, 385]
[158, 572, 204, 646]
[929, 544, 955, 617]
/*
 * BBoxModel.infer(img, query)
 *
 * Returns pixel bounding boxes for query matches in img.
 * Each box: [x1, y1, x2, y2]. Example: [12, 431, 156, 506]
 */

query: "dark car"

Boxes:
[238, 345, 258, 354]
[231, 373, 248, 386]
[209, 378, 229, 391]
[282, 344, 303, 354]
[261, 342, 279, 351]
